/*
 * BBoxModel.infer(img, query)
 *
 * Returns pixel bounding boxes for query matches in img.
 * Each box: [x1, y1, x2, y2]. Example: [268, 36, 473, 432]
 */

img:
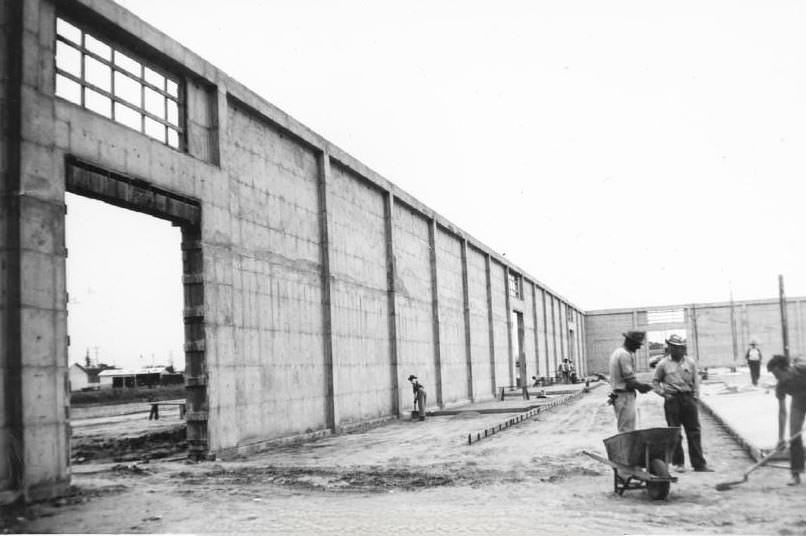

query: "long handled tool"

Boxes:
[715, 429, 804, 491]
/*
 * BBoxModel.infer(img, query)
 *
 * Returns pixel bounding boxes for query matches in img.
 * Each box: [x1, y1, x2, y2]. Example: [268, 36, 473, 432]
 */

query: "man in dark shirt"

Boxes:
[767, 354, 806, 486]
[408, 374, 427, 421]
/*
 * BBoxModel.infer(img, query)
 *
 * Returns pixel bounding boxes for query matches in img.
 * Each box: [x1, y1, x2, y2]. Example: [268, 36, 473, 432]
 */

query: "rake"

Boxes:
[715, 429, 804, 491]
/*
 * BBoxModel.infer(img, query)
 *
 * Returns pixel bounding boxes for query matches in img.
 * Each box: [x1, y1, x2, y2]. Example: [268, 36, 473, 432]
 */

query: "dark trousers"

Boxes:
[790, 398, 806, 474]
[664, 393, 706, 469]
[748, 361, 761, 386]
[415, 390, 427, 419]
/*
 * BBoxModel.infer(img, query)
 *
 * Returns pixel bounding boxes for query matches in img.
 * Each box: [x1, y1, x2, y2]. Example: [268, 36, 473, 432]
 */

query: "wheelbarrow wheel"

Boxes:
[647, 458, 671, 500]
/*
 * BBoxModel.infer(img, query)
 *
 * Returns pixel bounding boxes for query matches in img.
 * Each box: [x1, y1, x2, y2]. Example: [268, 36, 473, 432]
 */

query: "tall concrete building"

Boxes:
[0, 0, 586, 501]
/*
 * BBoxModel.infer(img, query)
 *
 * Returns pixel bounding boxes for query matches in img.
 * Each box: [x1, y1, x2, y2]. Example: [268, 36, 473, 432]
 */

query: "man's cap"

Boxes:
[407, 374, 417, 381]
[767, 354, 789, 372]
[666, 334, 686, 347]
[622, 331, 646, 344]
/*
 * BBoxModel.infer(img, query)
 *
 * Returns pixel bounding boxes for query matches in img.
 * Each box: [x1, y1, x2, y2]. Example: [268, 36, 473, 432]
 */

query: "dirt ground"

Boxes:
[4, 381, 806, 535]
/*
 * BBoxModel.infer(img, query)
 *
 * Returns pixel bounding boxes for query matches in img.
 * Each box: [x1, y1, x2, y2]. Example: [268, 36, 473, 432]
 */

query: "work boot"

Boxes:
[673, 464, 686, 473]
[418, 417, 425, 421]
[787, 473, 801, 486]
[693, 466, 714, 472]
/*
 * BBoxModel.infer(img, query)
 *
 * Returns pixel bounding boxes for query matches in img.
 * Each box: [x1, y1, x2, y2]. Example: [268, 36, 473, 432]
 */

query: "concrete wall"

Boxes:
[585, 297, 806, 374]
[1, 0, 584, 500]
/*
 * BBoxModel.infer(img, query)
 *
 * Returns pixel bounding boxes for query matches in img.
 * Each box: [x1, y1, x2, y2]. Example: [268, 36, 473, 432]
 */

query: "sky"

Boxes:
[67, 0, 806, 368]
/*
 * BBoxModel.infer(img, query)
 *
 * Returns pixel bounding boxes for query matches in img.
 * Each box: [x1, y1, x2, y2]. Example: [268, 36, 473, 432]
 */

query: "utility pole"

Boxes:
[779, 274, 790, 359]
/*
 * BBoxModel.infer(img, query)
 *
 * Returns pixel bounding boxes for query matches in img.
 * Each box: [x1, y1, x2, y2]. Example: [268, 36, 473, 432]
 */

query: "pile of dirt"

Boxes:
[172, 465, 457, 493]
[72, 426, 186, 464]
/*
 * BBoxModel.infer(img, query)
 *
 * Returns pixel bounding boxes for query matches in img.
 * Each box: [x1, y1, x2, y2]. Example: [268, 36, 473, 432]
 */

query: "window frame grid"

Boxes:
[54, 17, 185, 150]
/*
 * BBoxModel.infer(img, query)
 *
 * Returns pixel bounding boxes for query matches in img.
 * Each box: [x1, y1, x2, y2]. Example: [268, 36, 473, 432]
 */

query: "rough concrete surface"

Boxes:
[4, 376, 806, 535]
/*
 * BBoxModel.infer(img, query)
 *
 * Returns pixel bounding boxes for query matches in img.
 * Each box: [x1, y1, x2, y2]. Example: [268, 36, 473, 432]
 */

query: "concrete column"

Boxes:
[798, 300, 804, 357]
[485, 254, 496, 396]
[428, 219, 443, 407]
[460, 239, 473, 401]
[1, 0, 25, 502]
[4, 0, 71, 501]
[551, 296, 558, 374]
[531, 283, 540, 377]
[384, 193, 400, 415]
[317, 152, 336, 429]
[182, 228, 207, 458]
[504, 266, 514, 387]
[541, 289, 549, 377]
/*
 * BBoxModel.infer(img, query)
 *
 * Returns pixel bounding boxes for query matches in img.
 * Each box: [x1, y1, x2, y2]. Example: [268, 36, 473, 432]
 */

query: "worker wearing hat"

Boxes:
[652, 334, 713, 472]
[408, 374, 427, 421]
[608, 330, 653, 432]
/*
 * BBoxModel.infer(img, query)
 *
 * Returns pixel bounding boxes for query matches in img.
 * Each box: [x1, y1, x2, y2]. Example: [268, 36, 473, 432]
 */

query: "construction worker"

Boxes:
[652, 334, 712, 473]
[767, 354, 806, 486]
[745, 340, 763, 386]
[408, 374, 427, 421]
[608, 331, 653, 432]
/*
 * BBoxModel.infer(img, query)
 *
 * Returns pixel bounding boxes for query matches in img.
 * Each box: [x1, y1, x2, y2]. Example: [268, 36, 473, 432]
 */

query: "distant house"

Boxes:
[68, 363, 114, 391]
[98, 366, 184, 388]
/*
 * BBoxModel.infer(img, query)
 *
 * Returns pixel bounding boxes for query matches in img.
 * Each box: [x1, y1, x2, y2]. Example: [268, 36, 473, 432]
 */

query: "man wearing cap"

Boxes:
[608, 331, 653, 432]
[652, 334, 712, 472]
[766, 354, 806, 486]
[408, 374, 427, 421]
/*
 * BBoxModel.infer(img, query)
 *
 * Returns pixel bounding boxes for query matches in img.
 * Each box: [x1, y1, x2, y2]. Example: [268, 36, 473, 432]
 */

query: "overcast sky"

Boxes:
[67, 0, 806, 368]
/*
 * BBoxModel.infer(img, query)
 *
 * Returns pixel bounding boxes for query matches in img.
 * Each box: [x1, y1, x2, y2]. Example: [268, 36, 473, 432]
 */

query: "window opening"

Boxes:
[509, 272, 524, 300]
[647, 309, 685, 325]
[55, 17, 183, 149]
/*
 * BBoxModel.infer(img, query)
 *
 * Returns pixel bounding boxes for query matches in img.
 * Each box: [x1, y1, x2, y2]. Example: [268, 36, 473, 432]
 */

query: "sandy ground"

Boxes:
[4, 377, 806, 535]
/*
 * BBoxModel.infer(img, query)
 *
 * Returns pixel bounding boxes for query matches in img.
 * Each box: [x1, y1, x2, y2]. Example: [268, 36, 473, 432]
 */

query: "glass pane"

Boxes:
[166, 99, 178, 126]
[114, 49, 141, 77]
[167, 128, 179, 148]
[114, 71, 141, 106]
[56, 18, 81, 45]
[84, 55, 111, 92]
[166, 79, 179, 98]
[144, 87, 165, 119]
[85, 88, 111, 118]
[144, 117, 165, 142]
[55, 74, 81, 104]
[143, 66, 165, 90]
[84, 34, 111, 61]
[55, 40, 81, 76]
[114, 102, 141, 131]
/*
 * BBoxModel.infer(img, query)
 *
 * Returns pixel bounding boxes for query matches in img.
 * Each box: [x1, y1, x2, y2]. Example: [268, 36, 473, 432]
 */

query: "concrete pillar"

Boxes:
[504, 266, 514, 387]
[531, 283, 540, 377]
[484, 254, 496, 396]
[0, 0, 71, 501]
[428, 219, 443, 407]
[460, 239, 473, 401]
[182, 228, 207, 458]
[317, 152, 336, 429]
[384, 193, 400, 415]
[541, 289, 549, 377]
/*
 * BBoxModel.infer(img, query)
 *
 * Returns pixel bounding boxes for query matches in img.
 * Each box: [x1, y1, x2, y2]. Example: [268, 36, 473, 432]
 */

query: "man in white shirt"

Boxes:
[608, 331, 653, 432]
[653, 334, 713, 472]
[745, 341, 763, 386]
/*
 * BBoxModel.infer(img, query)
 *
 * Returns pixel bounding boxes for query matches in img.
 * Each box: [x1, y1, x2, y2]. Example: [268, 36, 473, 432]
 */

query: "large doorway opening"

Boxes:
[64, 161, 203, 464]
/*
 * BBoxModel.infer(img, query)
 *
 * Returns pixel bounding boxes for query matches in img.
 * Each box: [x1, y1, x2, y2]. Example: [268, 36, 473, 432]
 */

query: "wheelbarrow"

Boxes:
[583, 427, 680, 500]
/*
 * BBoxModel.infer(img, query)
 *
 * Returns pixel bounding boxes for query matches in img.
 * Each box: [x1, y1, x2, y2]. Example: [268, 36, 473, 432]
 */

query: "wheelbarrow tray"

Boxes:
[583, 427, 680, 499]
